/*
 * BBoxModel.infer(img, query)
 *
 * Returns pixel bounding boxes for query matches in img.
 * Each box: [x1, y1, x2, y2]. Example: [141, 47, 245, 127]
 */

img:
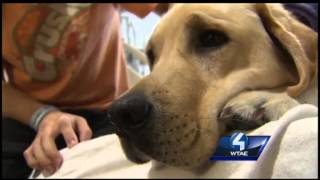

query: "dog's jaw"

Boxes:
[119, 136, 151, 164]
[117, 108, 221, 167]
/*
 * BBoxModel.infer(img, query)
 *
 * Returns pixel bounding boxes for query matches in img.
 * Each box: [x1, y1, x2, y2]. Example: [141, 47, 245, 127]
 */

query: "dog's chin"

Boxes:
[119, 135, 210, 168]
[117, 124, 217, 168]
[119, 137, 151, 164]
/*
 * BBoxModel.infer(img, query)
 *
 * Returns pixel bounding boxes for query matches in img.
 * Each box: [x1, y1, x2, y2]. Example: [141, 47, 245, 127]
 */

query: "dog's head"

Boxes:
[110, 3, 317, 167]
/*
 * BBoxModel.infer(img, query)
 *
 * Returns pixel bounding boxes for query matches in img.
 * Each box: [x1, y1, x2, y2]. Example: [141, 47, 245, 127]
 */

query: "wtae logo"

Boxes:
[230, 132, 249, 156]
[210, 132, 270, 161]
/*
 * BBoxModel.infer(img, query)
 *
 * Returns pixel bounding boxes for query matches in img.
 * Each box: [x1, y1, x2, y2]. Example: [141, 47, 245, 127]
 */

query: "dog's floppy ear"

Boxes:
[255, 3, 318, 97]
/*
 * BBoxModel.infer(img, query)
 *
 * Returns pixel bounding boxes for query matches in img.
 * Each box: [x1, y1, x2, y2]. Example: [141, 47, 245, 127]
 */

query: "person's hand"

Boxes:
[23, 111, 93, 175]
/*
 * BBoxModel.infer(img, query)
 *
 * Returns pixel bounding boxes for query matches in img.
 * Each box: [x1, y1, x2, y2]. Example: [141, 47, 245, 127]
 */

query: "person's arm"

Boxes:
[3, 82, 44, 125]
[2, 3, 92, 175]
[2, 81, 92, 175]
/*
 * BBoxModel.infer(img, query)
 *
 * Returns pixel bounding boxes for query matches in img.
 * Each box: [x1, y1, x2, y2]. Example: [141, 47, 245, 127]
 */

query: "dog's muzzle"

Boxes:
[109, 93, 153, 136]
[108, 93, 154, 163]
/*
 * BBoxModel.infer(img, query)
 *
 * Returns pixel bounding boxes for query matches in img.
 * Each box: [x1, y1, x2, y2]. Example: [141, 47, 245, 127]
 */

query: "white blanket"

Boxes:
[30, 104, 318, 179]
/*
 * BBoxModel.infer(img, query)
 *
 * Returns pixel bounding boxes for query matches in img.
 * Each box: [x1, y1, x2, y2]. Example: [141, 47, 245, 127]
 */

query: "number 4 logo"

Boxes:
[231, 132, 249, 151]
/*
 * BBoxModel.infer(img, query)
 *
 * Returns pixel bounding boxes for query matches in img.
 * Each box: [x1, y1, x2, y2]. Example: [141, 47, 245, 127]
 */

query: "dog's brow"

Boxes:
[186, 12, 233, 30]
[188, 8, 257, 30]
[191, 12, 225, 20]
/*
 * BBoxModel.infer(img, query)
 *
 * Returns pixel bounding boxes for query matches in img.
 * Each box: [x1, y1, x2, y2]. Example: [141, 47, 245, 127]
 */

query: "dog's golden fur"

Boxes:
[117, 3, 317, 168]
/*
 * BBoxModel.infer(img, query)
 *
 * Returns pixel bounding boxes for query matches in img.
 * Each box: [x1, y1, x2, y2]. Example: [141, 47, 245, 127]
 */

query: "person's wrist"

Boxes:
[30, 105, 59, 131]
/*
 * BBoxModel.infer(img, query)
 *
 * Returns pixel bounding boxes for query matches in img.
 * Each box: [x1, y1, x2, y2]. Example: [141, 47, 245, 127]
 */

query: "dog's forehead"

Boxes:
[146, 3, 262, 58]
[174, 3, 253, 15]
[151, 4, 258, 40]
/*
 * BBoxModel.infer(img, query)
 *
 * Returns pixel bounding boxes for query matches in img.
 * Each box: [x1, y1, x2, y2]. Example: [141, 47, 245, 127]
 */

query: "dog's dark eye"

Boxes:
[198, 30, 229, 49]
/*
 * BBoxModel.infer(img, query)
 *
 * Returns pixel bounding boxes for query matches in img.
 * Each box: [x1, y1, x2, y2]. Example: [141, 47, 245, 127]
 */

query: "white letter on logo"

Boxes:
[232, 133, 245, 151]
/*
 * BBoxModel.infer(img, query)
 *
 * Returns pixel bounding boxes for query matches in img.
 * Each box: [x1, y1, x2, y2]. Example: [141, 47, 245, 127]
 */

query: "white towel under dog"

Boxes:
[30, 104, 318, 179]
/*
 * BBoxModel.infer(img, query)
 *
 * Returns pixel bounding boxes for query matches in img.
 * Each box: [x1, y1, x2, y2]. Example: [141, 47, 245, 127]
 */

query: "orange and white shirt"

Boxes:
[2, 3, 158, 110]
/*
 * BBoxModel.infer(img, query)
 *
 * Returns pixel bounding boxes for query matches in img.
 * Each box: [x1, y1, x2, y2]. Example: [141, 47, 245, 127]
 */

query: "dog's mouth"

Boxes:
[116, 128, 202, 166]
[112, 108, 216, 167]
[118, 136, 151, 164]
[112, 89, 228, 167]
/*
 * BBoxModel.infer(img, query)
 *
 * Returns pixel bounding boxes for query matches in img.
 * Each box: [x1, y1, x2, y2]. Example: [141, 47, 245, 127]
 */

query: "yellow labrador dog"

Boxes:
[110, 3, 317, 168]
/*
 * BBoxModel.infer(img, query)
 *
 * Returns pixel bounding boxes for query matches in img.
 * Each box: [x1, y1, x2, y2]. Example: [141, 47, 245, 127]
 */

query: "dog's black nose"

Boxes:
[110, 93, 153, 130]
